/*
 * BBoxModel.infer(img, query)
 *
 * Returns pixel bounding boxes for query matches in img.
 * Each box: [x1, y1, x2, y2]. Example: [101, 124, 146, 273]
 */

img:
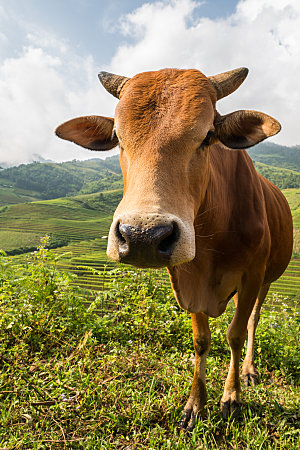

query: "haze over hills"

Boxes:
[0, 153, 55, 169]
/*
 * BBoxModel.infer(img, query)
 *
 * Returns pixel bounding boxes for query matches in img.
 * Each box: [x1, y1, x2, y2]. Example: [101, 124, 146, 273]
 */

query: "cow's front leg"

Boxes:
[221, 283, 259, 420]
[180, 312, 211, 432]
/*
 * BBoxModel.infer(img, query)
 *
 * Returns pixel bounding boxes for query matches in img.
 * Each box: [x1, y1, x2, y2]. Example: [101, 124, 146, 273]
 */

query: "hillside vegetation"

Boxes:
[255, 162, 300, 189]
[0, 156, 122, 203]
[248, 142, 300, 172]
[0, 189, 122, 255]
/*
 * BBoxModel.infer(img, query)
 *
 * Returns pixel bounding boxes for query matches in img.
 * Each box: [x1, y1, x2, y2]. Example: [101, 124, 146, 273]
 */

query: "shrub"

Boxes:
[0, 237, 93, 357]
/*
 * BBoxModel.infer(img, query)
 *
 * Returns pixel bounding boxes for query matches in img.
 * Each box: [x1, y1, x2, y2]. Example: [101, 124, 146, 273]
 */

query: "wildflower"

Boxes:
[61, 394, 73, 402]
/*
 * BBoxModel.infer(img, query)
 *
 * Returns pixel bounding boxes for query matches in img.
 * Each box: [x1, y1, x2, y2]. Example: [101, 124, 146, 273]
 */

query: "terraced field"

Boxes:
[0, 191, 122, 246]
[0, 185, 40, 206]
[52, 242, 300, 299]
[1, 188, 299, 300]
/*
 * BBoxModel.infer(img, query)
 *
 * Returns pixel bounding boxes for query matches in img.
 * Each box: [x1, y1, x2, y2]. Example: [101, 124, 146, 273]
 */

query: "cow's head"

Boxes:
[56, 68, 280, 268]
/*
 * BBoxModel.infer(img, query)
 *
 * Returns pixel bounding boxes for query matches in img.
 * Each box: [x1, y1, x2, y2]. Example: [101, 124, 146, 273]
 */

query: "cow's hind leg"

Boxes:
[221, 280, 261, 420]
[242, 283, 270, 387]
[179, 312, 211, 432]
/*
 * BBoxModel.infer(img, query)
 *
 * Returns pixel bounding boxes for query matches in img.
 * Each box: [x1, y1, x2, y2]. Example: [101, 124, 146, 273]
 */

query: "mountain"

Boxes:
[0, 156, 123, 204]
[0, 153, 54, 169]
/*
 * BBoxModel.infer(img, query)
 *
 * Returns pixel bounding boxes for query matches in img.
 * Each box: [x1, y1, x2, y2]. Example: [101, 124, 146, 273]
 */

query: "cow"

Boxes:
[56, 67, 293, 431]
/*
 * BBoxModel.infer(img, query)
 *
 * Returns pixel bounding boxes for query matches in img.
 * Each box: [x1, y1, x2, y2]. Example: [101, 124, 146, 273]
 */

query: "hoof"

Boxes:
[242, 373, 258, 387]
[179, 409, 199, 432]
[220, 400, 241, 421]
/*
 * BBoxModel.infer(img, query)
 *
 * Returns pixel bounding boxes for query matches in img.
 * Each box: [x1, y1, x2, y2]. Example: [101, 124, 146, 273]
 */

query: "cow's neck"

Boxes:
[168, 144, 267, 317]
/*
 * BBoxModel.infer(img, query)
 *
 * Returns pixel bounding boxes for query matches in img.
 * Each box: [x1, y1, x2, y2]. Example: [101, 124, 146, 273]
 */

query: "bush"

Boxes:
[92, 268, 192, 351]
[0, 237, 93, 357]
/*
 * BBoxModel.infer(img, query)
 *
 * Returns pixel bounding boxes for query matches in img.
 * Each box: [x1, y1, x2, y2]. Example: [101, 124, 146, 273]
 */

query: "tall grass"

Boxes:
[0, 240, 299, 448]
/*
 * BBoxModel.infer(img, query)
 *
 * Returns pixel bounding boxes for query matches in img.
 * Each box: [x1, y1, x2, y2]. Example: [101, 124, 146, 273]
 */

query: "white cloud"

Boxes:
[0, 4, 7, 44]
[0, 42, 117, 166]
[26, 31, 69, 54]
[110, 0, 200, 75]
[109, 0, 300, 146]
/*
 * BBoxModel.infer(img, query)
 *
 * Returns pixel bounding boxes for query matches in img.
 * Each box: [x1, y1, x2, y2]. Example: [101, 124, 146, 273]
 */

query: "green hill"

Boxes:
[0, 156, 123, 204]
[255, 162, 300, 189]
[248, 142, 300, 172]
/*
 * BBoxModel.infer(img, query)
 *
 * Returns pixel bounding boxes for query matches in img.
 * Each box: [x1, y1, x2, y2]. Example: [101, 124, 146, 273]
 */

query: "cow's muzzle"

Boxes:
[115, 222, 179, 267]
[107, 213, 196, 267]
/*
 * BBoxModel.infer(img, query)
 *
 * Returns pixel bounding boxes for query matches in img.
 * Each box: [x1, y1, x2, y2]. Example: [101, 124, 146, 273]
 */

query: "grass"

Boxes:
[0, 243, 299, 448]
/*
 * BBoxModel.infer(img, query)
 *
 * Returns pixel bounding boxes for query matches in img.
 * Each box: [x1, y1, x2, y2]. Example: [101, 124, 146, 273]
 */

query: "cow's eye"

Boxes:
[201, 130, 215, 149]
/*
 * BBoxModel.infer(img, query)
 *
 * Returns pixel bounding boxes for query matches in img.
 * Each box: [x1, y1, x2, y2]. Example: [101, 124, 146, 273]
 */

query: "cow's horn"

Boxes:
[208, 67, 249, 100]
[98, 71, 130, 99]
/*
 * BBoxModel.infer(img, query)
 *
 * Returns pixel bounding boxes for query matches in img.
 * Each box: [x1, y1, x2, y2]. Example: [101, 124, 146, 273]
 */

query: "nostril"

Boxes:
[158, 222, 179, 255]
[116, 223, 130, 259]
[116, 222, 127, 244]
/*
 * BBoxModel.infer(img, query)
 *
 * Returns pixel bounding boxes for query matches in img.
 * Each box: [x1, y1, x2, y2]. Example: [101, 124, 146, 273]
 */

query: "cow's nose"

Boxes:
[116, 222, 179, 267]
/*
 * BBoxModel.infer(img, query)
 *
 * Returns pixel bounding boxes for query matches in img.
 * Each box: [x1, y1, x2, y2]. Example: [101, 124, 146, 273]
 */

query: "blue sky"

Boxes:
[0, 0, 299, 165]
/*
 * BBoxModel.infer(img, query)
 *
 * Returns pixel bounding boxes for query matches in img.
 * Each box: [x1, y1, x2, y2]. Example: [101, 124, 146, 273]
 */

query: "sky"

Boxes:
[0, 0, 299, 166]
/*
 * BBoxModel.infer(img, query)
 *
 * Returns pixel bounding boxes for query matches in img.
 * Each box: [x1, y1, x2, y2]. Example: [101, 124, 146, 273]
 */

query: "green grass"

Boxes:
[0, 245, 299, 448]
[282, 189, 300, 257]
[0, 186, 39, 206]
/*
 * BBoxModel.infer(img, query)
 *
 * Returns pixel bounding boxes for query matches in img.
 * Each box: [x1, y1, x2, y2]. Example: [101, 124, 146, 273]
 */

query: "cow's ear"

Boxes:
[55, 116, 118, 151]
[214, 110, 281, 149]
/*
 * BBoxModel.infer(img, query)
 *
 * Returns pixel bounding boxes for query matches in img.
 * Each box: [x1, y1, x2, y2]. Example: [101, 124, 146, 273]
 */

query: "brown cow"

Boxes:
[56, 67, 293, 431]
